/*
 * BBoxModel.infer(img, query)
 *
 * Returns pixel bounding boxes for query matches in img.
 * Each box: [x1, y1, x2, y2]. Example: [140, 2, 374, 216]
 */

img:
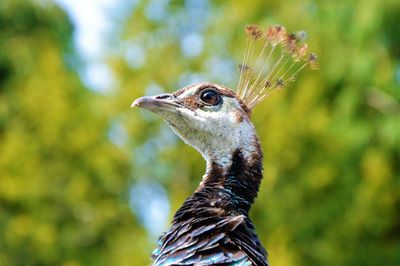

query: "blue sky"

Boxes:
[55, 0, 138, 93]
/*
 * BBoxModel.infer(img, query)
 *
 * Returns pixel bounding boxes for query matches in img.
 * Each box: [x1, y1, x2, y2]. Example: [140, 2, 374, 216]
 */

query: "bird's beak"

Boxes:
[131, 93, 181, 112]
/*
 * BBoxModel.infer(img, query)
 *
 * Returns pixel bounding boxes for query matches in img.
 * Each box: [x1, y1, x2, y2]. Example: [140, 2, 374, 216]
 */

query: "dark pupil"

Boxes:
[200, 90, 219, 105]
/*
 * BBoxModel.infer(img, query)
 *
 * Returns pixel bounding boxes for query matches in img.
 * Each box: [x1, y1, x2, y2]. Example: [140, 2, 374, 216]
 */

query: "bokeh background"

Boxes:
[1, 0, 399, 265]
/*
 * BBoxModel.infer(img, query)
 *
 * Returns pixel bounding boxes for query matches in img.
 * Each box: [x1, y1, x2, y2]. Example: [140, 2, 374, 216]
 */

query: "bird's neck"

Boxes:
[198, 136, 263, 214]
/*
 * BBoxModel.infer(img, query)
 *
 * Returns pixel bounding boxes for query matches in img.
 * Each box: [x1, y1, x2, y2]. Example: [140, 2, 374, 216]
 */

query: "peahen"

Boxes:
[132, 25, 318, 266]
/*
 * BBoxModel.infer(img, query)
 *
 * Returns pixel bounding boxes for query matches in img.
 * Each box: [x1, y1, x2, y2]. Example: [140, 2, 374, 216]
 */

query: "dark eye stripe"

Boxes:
[199, 89, 221, 106]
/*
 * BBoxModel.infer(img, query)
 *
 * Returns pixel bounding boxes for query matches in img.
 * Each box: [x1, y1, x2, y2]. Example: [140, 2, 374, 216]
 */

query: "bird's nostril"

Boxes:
[155, 93, 172, 100]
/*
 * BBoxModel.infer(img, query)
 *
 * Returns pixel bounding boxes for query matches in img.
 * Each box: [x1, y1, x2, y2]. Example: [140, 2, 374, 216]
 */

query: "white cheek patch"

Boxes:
[161, 88, 257, 171]
[176, 100, 256, 169]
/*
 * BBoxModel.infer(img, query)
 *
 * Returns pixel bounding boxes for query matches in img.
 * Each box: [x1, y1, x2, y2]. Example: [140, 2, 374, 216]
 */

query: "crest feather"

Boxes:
[237, 25, 319, 109]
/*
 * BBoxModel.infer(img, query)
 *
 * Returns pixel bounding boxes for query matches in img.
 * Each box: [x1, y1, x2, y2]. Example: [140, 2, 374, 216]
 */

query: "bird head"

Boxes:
[132, 83, 258, 167]
[132, 25, 318, 168]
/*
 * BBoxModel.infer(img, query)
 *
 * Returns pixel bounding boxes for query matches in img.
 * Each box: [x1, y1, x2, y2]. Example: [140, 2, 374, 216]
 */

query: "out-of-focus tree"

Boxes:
[0, 1, 151, 265]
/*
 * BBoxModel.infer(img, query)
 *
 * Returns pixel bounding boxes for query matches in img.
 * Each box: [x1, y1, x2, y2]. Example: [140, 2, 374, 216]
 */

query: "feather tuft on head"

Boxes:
[237, 24, 319, 109]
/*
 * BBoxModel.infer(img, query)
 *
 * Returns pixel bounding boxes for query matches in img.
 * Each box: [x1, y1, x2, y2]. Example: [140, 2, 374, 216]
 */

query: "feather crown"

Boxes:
[237, 25, 319, 109]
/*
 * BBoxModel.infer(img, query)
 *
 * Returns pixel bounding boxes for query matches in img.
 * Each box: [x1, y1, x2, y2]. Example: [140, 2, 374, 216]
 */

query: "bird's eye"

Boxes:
[199, 89, 221, 106]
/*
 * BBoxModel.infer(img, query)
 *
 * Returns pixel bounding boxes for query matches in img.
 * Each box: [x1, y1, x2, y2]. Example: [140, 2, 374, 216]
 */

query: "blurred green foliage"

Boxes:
[1, 0, 399, 265]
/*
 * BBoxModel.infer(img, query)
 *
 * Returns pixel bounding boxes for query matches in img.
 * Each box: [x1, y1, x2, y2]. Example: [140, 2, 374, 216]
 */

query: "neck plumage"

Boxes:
[198, 136, 263, 214]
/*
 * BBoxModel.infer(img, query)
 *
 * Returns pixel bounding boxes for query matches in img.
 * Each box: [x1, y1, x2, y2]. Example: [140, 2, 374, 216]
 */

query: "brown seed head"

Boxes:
[266, 25, 287, 46]
[275, 26, 288, 45]
[245, 25, 264, 40]
[297, 44, 309, 60]
[286, 33, 298, 53]
[308, 52, 319, 70]
[265, 26, 276, 41]
[291, 43, 309, 62]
